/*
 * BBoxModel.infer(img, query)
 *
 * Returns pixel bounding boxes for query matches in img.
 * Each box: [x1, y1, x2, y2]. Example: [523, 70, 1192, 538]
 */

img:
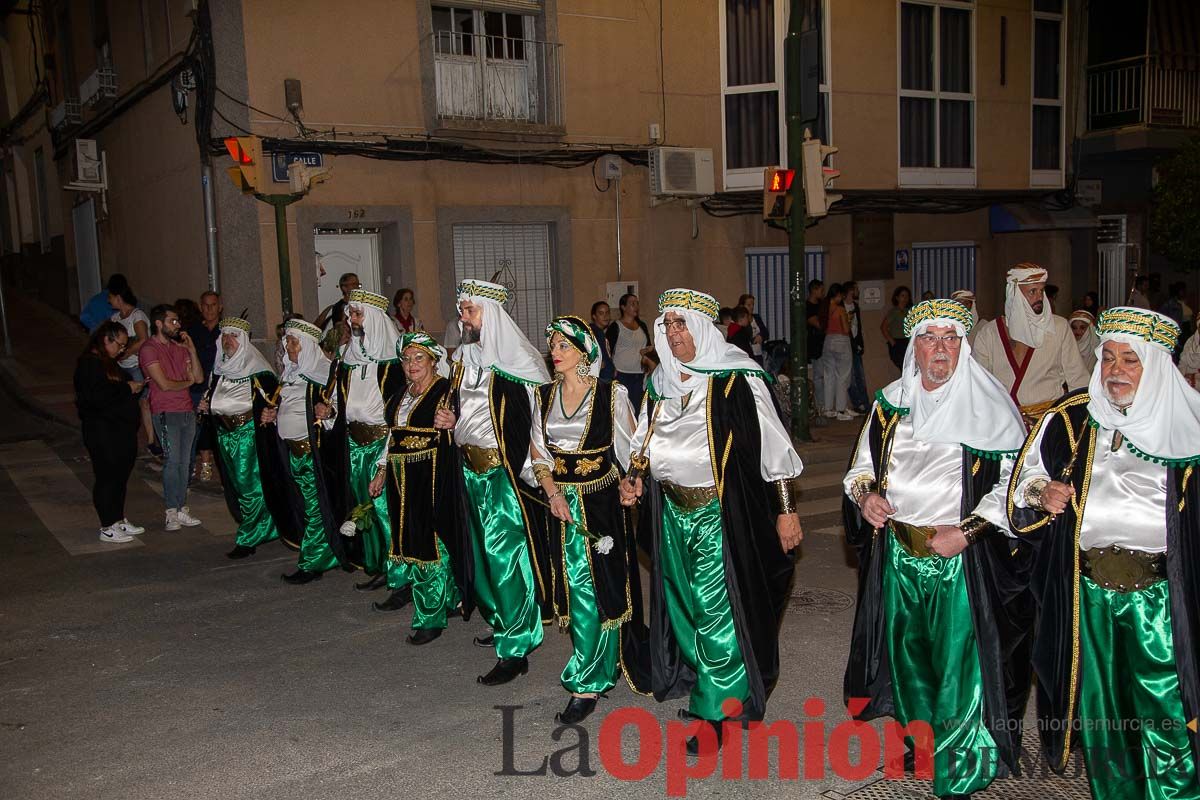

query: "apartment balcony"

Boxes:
[430, 31, 564, 133]
[1087, 54, 1200, 131]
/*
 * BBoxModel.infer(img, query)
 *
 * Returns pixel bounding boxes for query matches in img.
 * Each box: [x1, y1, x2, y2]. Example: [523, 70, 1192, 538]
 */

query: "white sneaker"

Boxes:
[822, 410, 837, 418]
[99, 525, 134, 544]
[165, 508, 182, 532]
[834, 411, 854, 421]
[117, 519, 145, 535]
[176, 506, 202, 527]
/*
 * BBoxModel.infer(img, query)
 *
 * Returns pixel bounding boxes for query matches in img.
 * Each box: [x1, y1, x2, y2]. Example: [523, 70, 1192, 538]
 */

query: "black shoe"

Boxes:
[477, 657, 528, 686]
[373, 586, 413, 612]
[281, 569, 322, 585]
[355, 574, 387, 592]
[555, 696, 598, 724]
[406, 628, 443, 646]
[473, 633, 495, 648]
[226, 545, 256, 560]
[685, 720, 724, 756]
[939, 795, 972, 800]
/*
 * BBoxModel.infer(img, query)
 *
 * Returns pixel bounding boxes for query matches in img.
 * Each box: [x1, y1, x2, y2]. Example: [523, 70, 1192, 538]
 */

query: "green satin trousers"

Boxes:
[882, 533, 998, 798]
[559, 487, 620, 695]
[1079, 576, 1198, 800]
[659, 496, 748, 722]
[463, 464, 543, 660]
[289, 450, 339, 574]
[215, 420, 278, 548]
[349, 437, 409, 589]
[408, 538, 460, 630]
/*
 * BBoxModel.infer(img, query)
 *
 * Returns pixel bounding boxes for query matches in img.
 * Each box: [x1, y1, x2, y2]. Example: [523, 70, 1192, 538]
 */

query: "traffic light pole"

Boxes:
[785, 0, 812, 442]
[257, 194, 303, 317]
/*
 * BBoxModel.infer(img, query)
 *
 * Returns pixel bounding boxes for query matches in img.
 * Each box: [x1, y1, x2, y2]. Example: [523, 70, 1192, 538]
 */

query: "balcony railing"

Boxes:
[431, 31, 563, 128]
[1088, 54, 1200, 131]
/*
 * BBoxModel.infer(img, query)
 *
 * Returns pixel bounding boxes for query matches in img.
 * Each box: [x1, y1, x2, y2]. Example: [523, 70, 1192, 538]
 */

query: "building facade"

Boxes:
[0, 0, 1194, 391]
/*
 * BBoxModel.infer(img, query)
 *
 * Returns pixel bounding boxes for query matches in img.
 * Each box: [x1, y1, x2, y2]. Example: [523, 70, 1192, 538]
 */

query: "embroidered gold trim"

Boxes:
[574, 455, 603, 476]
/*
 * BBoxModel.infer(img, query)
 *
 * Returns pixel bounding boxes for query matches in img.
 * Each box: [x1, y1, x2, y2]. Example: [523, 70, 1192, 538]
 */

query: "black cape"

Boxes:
[204, 371, 294, 543]
[1008, 389, 1200, 773]
[645, 372, 796, 721]
[532, 379, 651, 693]
[382, 376, 475, 620]
[323, 358, 407, 573]
[842, 402, 1036, 775]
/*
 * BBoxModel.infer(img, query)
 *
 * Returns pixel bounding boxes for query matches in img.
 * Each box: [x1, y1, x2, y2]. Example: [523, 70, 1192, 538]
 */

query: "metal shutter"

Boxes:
[744, 247, 826, 343]
[452, 223, 555, 352]
[912, 242, 977, 299]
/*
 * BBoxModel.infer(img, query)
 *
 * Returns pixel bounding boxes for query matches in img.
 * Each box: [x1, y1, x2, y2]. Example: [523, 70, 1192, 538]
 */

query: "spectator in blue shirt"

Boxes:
[80, 274, 127, 333]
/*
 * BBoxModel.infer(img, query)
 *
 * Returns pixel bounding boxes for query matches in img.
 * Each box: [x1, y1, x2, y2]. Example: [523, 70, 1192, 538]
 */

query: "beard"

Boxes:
[921, 355, 954, 385]
[460, 324, 481, 345]
[350, 324, 365, 339]
[1030, 300, 1044, 314]
[166, 328, 183, 342]
[1104, 379, 1135, 408]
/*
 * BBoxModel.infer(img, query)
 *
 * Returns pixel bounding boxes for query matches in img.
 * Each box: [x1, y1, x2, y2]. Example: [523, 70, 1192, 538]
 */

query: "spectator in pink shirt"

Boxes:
[140, 305, 204, 531]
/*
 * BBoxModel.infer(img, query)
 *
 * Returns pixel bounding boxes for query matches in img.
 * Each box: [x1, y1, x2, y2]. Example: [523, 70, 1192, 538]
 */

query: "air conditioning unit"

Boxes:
[649, 147, 715, 197]
[80, 71, 100, 106]
[49, 98, 82, 129]
[75, 139, 102, 183]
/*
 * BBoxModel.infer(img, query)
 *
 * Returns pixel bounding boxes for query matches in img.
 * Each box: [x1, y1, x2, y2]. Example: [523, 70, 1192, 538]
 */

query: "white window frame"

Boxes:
[897, 0, 976, 188]
[718, 0, 832, 191]
[1030, 1, 1067, 188]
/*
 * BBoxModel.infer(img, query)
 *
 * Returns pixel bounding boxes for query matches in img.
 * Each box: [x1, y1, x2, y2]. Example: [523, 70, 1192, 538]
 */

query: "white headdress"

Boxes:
[1003, 264, 1053, 348]
[649, 288, 767, 400]
[213, 318, 275, 381]
[1069, 310, 1100, 363]
[342, 290, 401, 372]
[879, 300, 1026, 453]
[400, 332, 450, 379]
[1086, 308, 1200, 462]
[451, 280, 549, 386]
[280, 320, 333, 386]
[950, 289, 979, 327]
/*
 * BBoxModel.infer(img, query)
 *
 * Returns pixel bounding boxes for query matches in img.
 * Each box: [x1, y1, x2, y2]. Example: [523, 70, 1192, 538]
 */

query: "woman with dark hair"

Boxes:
[1081, 290, 1101, 315]
[110, 283, 158, 456]
[880, 286, 913, 369]
[392, 288, 423, 333]
[74, 321, 145, 544]
[605, 293, 651, 411]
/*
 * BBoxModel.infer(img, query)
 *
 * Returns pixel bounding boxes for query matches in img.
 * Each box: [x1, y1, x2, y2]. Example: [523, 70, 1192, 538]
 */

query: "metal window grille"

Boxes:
[744, 247, 826, 343]
[452, 223, 555, 352]
[912, 242, 976, 299]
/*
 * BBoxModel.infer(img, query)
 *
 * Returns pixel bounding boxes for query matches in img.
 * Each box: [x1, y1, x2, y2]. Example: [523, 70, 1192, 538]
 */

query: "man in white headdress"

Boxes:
[199, 317, 283, 560]
[1008, 308, 1200, 800]
[263, 320, 343, 585]
[1180, 310, 1200, 389]
[328, 289, 413, 610]
[618, 288, 803, 756]
[842, 299, 1032, 799]
[452, 279, 553, 686]
[1068, 309, 1100, 372]
[972, 264, 1090, 428]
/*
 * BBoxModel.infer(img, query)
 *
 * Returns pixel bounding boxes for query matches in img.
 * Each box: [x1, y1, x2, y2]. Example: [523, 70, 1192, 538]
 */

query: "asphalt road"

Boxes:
[0, 403, 1090, 800]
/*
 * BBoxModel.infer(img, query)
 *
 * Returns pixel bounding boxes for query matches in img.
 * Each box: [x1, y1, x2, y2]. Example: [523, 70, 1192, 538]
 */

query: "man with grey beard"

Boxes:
[843, 299, 1032, 799]
[1008, 307, 1200, 800]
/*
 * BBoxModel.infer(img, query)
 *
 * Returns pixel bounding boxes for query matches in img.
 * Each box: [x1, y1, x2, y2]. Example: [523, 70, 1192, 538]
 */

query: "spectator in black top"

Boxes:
[74, 321, 145, 544]
[842, 280, 869, 413]
[737, 293, 770, 364]
[726, 305, 755, 357]
[589, 300, 616, 381]
[186, 291, 223, 483]
[315, 272, 361, 332]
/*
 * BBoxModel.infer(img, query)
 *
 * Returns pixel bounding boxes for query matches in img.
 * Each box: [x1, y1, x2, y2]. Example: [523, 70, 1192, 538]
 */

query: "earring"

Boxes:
[576, 361, 591, 378]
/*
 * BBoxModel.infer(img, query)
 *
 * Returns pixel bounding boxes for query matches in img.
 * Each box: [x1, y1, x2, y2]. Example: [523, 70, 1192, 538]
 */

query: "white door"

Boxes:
[72, 198, 100, 309]
[314, 233, 381, 315]
[452, 222, 553, 352]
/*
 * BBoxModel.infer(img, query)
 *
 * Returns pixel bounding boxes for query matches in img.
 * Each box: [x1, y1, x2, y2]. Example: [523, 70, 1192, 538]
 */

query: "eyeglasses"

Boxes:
[657, 319, 688, 333]
[400, 354, 430, 364]
[915, 333, 963, 348]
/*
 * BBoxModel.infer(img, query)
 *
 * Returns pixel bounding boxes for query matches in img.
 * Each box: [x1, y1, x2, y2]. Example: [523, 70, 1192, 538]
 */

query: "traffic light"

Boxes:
[224, 136, 264, 194]
[762, 167, 795, 220]
[801, 136, 842, 218]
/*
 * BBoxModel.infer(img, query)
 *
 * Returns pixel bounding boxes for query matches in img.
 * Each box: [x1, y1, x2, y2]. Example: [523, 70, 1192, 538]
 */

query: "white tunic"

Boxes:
[277, 380, 336, 442]
[630, 374, 803, 488]
[1013, 423, 1168, 553]
[210, 378, 253, 417]
[453, 365, 551, 477]
[972, 315, 1091, 407]
[345, 367, 387, 425]
[843, 404, 1013, 531]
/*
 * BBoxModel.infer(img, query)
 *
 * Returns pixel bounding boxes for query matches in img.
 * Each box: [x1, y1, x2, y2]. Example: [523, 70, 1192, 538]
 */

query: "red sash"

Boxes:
[996, 316, 1035, 406]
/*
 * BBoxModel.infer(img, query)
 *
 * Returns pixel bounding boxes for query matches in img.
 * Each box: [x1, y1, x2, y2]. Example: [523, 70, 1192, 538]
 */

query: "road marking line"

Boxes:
[0, 440, 144, 555]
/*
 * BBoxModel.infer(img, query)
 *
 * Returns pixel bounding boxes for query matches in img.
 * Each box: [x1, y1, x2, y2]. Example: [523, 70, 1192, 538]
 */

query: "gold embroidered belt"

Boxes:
[461, 444, 502, 474]
[390, 427, 438, 456]
[889, 519, 936, 559]
[1081, 545, 1166, 592]
[215, 411, 253, 431]
[285, 438, 312, 457]
[549, 448, 612, 484]
[348, 421, 389, 446]
[1019, 399, 1056, 430]
[661, 482, 719, 512]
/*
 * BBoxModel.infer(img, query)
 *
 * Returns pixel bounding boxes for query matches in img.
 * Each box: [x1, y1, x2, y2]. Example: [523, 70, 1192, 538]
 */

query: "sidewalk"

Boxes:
[0, 293, 89, 428]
